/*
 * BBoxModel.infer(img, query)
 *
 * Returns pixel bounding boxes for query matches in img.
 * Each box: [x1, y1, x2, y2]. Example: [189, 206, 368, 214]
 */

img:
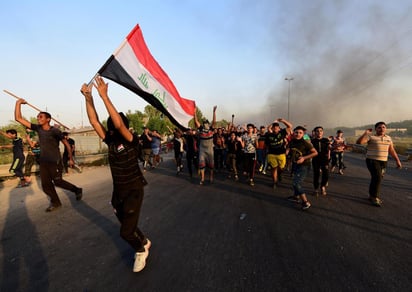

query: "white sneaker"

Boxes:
[144, 238, 151, 253]
[134, 239, 152, 257]
[133, 250, 148, 272]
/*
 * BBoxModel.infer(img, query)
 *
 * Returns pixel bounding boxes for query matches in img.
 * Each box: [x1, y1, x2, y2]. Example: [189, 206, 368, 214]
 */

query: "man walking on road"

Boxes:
[356, 121, 402, 207]
[14, 100, 83, 212]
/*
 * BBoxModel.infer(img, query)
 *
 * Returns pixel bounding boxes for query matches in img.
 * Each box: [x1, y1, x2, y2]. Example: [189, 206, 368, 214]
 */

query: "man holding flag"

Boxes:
[81, 76, 150, 273]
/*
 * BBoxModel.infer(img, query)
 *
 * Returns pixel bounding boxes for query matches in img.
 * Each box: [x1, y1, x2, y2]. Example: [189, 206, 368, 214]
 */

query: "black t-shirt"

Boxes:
[265, 129, 287, 154]
[140, 133, 152, 149]
[104, 133, 147, 188]
[311, 137, 330, 162]
[31, 123, 64, 163]
[12, 137, 24, 159]
[63, 138, 75, 157]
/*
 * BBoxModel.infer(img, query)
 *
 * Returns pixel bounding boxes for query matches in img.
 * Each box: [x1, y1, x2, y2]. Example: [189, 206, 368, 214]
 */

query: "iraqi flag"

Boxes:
[97, 24, 196, 129]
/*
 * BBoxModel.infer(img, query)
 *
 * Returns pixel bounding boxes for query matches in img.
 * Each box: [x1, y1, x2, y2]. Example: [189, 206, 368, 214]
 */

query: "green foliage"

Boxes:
[126, 109, 146, 133]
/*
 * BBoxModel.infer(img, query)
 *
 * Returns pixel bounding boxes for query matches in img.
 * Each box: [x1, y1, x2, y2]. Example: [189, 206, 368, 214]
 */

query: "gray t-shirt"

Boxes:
[31, 123, 63, 163]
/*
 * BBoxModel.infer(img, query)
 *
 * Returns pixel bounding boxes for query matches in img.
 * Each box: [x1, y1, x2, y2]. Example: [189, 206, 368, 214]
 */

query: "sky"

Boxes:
[1, 0, 412, 131]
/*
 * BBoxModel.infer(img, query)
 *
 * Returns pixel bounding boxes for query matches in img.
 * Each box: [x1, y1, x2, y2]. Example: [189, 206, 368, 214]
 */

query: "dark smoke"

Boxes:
[260, 0, 412, 129]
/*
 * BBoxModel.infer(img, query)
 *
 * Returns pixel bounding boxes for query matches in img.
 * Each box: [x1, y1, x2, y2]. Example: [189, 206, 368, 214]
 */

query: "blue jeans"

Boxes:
[292, 163, 310, 196]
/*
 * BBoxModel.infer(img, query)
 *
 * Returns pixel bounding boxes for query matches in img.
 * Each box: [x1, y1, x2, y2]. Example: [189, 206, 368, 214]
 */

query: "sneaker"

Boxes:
[249, 179, 255, 186]
[234, 174, 239, 181]
[133, 250, 148, 272]
[199, 180, 204, 185]
[369, 197, 382, 207]
[261, 170, 266, 175]
[75, 188, 83, 201]
[339, 169, 344, 175]
[45, 204, 62, 212]
[135, 239, 152, 260]
[144, 238, 151, 251]
[302, 201, 311, 210]
[321, 186, 327, 196]
[287, 196, 300, 203]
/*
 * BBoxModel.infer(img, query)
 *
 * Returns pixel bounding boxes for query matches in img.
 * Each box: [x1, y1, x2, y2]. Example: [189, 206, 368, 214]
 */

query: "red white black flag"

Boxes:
[97, 24, 196, 129]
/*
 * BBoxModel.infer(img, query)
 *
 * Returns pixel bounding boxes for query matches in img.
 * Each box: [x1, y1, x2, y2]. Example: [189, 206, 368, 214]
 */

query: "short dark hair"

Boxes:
[39, 111, 51, 119]
[374, 121, 386, 129]
[6, 129, 17, 135]
[107, 112, 129, 131]
[313, 126, 323, 132]
[294, 126, 306, 132]
[247, 123, 254, 128]
[272, 122, 280, 128]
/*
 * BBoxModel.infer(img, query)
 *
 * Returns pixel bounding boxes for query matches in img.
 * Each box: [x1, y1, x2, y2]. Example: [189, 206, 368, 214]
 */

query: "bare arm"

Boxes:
[278, 118, 292, 135]
[388, 143, 402, 169]
[211, 106, 217, 128]
[26, 134, 37, 148]
[296, 147, 318, 164]
[14, 99, 32, 129]
[61, 138, 74, 167]
[194, 109, 200, 129]
[0, 130, 13, 139]
[356, 129, 372, 144]
[94, 76, 132, 142]
[81, 83, 107, 139]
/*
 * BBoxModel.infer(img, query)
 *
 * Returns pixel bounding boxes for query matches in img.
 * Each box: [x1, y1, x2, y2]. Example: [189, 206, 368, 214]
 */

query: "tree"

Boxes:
[126, 110, 146, 134]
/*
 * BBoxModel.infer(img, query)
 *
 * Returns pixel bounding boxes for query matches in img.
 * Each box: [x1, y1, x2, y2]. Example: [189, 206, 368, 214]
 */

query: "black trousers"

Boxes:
[312, 158, 329, 189]
[39, 161, 79, 206]
[112, 186, 146, 252]
[366, 158, 386, 198]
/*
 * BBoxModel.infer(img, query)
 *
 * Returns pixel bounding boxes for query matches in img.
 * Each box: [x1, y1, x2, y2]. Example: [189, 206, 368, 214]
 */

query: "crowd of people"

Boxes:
[162, 108, 402, 211]
[0, 76, 403, 274]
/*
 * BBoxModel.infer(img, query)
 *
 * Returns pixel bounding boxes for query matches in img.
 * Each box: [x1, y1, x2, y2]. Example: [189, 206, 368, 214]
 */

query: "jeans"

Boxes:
[366, 158, 386, 198]
[331, 151, 344, 170]
[292, 163, 310, 196]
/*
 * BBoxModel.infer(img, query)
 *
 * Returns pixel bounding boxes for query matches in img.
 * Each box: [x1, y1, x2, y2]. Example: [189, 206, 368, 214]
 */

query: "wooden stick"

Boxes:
[3, 89, 70, 130]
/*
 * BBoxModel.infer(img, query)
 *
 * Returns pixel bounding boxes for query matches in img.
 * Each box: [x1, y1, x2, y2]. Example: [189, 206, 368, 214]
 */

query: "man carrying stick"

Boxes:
[14, 98, 83, 212]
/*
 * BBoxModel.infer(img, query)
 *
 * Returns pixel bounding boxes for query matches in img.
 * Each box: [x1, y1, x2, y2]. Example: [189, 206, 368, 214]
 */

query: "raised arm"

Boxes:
[14, 99, 32, 129]
[356, 129, 372, 144]
[81, 83, 106, 139]
[0, 130, 13, 139]
[278, 118, 292, 134]
[94, 76, 132, 142]
[194, 108, 200, 129]
[211, 106, 217, 128]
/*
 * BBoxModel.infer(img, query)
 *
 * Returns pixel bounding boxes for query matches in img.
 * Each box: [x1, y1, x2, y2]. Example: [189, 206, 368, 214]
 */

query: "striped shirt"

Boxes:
[366, 134, 393, 161]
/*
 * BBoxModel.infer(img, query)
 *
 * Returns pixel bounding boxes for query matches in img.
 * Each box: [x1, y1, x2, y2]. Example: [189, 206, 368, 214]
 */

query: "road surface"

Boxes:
[0, 152, 411, 291]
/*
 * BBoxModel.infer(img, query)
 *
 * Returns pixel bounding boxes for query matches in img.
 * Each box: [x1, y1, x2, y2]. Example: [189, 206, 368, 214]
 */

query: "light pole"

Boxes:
[285, 77, 294, 121]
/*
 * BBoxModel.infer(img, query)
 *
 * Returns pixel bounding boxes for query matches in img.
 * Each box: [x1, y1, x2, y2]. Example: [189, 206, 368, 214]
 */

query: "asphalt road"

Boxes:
[0, 152, 411, 292]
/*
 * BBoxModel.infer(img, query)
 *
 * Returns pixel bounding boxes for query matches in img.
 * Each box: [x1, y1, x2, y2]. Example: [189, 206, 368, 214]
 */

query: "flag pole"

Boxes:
[87, 73, 99, 88]
[3, 89, 71, 130]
